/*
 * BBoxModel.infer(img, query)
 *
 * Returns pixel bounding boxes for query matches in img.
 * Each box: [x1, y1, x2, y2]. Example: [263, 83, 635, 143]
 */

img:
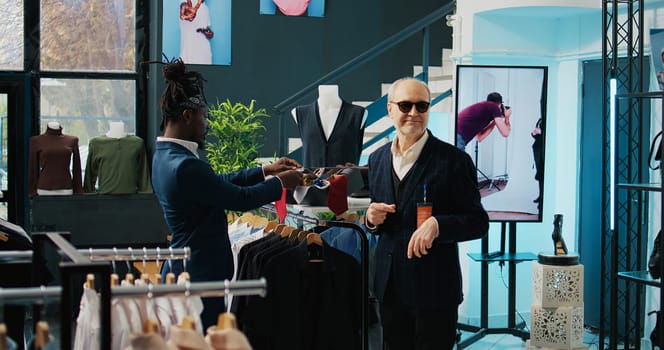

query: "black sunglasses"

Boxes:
[390, 101, 430, 113]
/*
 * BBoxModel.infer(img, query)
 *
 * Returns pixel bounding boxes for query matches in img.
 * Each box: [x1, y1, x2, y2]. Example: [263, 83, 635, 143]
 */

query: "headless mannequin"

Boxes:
[32, 120, 80, 196]
[47, 120, 61, 130]
[292, 85, 367, 167]
[106, 121, 127, 138]
[291, 85, 367, 140]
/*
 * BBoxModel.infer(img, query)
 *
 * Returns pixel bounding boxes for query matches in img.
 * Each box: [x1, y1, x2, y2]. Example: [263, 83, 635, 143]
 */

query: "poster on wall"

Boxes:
[455, 65, 548, 222]
[162, 0, 232, 66]
[260, 0, 325, 17]
[650, 29, 664, 90]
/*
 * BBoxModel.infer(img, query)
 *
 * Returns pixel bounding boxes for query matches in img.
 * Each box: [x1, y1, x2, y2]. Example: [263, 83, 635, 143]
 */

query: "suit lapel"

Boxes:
[377, 145, 396, 204]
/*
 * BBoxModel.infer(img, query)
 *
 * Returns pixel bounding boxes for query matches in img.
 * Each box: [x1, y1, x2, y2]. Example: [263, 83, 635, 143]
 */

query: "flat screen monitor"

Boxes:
[454, 65, 548, 222]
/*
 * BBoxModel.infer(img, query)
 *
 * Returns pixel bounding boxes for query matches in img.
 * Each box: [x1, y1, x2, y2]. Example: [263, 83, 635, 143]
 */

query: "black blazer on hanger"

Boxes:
[242, 240, 361, 350]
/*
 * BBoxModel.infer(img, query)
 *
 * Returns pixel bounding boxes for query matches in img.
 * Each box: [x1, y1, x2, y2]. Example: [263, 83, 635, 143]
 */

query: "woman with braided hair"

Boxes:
[149, 58, 302, 329]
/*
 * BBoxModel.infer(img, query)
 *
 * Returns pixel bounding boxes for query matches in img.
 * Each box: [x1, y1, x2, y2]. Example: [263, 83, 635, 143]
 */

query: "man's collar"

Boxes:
[157, 137, 200, 158]
[391, 130, 429, 156]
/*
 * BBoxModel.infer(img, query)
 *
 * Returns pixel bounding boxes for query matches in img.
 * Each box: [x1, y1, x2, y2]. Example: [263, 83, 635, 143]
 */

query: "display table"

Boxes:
[527, 254, 588, 350]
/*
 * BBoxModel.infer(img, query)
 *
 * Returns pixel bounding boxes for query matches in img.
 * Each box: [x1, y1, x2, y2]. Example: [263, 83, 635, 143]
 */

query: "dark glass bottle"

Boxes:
[552, 214, 568, 255]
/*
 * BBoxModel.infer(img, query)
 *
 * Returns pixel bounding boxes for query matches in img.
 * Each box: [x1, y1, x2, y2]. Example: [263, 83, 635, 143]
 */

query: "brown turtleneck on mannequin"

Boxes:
[28, 124, 84, 197]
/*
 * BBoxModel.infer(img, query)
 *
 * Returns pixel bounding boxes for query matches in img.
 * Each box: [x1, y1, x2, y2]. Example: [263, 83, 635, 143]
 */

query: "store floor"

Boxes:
[459, 329, 601, 349]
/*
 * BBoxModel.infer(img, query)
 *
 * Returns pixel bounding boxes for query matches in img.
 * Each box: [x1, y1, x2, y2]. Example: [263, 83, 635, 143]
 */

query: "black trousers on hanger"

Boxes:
[380, 275, 458, 350]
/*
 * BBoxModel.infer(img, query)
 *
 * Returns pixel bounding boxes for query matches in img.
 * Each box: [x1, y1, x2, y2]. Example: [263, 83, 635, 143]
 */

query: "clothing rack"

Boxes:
[0, 250, 33, 260]
[259, 204, 370, 350]
[111, 278, 267, 299]
[30, 232, 268, 350]
[0, 286, 61, 304]
[78, 247, 190, 261]
[0, 248, 189, 261]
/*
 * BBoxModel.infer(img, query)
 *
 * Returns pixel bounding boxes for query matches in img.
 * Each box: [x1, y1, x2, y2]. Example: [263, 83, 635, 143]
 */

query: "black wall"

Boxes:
[148, 0, 453, 156]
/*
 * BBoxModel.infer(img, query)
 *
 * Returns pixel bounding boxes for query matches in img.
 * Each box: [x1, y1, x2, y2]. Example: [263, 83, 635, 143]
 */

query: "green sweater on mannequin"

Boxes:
[83, 135, 152, 194]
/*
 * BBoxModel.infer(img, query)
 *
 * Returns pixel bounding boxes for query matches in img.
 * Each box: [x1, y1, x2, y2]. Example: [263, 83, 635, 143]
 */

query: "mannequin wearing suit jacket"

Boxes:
[365, 78, 489, 350]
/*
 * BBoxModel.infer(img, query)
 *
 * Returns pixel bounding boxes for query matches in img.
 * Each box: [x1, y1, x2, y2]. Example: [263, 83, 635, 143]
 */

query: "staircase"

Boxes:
[287, 48, 456, 165]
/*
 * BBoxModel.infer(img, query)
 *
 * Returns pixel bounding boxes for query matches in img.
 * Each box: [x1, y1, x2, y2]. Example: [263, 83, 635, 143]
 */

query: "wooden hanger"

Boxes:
[124, 273, 135, 285]
[263, 221, 278, 233]
[180, 315, 196, 330]
[140, 273, 150, 284]
[251, 216, 269, 229]
[306, 233, 324, 263]
[280, 226, 295, 238]
[143, 318, 160, 334]
[274, 224, 287, 236]
[110, 273, 120, 287]
[165, 272, 176, 285]
[306, 233, 323, 246]
[237, 212, 253, 225]
[153, 274, 162, 284]
[85, 273, 95, 289]
[178, 271, 191, 282]
[34, 321, 50, 350]
[289, 228, 303, 240]
[297, 229, 309, 241]
[216, 312, 237, 330]
[0, 323, 7, 350]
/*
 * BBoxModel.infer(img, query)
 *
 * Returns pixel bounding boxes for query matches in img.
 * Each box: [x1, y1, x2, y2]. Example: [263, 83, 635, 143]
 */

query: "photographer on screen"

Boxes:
[455, 92, 512, 151]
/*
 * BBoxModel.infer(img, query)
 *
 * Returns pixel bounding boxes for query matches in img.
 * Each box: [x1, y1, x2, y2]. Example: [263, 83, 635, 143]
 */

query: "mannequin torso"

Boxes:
[47, 121, 61, 130]
[28, 123, 84, 196]
[292, 85, 346, 140]
[106, 121, 127, 138]
[292, 85, 367, 167]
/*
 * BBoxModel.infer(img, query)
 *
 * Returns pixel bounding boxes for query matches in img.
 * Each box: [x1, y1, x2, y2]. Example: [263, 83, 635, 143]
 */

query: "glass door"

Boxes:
[0, 77, 28, 226]
[0, 93, 8, 220]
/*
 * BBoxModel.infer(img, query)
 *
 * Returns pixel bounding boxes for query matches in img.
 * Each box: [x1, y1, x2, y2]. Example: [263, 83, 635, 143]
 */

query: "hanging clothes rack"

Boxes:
[0, 286, 61, 304]
[111, 278, 267, 298]
[29, 232, 268, 350]
[259, 204, 370, 350]
[0, 250, 32, 260]
[78, 247, 190, 261]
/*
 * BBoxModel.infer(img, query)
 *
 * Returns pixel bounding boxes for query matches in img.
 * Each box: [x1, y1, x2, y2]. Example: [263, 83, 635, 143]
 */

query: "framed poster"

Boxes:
[162, 0, 232, 65]
[259, 0, 325, 17]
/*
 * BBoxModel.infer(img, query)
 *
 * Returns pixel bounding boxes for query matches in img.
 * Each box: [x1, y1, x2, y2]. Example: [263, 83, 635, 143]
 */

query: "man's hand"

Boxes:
[263, 157, 302, 176]
[407, 216, 439, 259]
[366, 202, 396, 227]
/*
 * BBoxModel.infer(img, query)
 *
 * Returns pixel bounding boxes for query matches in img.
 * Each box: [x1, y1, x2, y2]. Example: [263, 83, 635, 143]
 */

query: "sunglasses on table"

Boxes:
[390, 101, 430, 113]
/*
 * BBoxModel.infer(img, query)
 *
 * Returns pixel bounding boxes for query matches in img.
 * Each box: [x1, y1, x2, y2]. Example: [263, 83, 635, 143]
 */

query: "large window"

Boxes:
[40, 0, 136, 72]
[0, 0, 24, 71]
[38, 0, 140, 181]
[40, 78, 136, 176]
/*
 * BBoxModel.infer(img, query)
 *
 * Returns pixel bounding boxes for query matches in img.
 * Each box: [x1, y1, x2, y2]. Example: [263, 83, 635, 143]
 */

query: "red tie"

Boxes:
[327, 175, 348, 215]
[275, 188, 287, 222]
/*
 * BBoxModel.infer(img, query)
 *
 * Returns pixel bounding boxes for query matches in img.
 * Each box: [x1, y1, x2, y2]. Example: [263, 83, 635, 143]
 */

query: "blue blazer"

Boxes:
[368, 131, 489, 309]
[151, 141, 282, 282]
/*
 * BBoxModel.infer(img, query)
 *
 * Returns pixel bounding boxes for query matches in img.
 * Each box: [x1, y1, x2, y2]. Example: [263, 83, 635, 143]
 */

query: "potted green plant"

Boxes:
[205, 99, 270, 173]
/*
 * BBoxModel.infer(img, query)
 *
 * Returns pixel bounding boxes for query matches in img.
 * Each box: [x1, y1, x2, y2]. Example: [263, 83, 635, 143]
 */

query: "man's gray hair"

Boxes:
[387, 77, 431, 102]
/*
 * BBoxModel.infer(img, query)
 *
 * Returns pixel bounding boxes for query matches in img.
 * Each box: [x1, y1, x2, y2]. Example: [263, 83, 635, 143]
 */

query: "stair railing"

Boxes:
[273, 1, 457, 156]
